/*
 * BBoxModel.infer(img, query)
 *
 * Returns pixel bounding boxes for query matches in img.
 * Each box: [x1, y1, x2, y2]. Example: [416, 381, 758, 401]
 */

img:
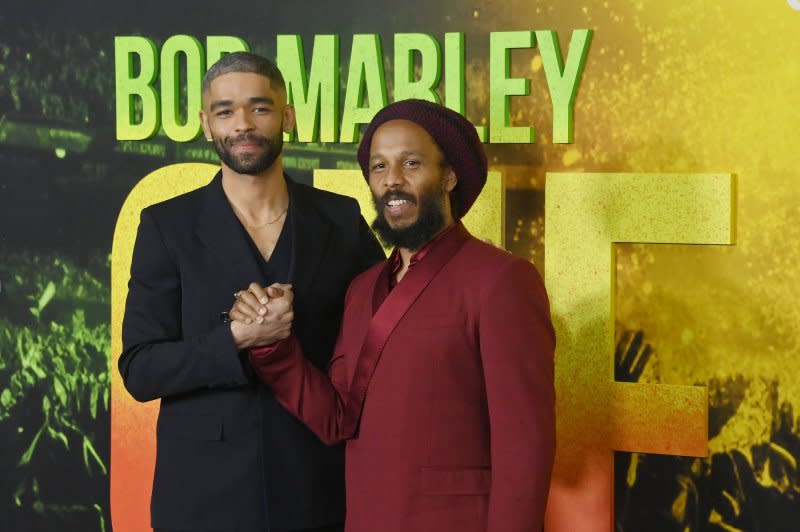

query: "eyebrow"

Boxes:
[209, 96, 275, 112]
[369, 150, 423, 163]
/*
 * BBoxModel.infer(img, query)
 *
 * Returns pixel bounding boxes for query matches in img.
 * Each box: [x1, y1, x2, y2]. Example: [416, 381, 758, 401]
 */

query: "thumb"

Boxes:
[265, 285, 285, 298]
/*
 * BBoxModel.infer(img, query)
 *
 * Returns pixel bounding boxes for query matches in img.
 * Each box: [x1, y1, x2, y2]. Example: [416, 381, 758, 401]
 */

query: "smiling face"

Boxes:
[200, 71, 295, 176]
[367, 119, 457, 251]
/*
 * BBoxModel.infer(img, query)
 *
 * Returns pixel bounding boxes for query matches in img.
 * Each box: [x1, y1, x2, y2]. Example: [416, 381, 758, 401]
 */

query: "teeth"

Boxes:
[387, 199, 408, 207]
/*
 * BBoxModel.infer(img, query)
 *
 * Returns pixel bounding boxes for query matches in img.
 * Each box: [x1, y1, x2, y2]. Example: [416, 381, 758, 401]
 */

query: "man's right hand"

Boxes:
[229, 282, 294, 349]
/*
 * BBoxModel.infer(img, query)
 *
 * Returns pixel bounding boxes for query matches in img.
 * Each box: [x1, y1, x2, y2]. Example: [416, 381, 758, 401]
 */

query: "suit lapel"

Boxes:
[287, 178, 332, 298]
[195, 171, 265, 288]
[341, 223, 471, 439]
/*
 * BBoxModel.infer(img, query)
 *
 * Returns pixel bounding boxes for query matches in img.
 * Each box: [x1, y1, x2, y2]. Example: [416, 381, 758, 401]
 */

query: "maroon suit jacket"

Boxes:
[250, 223, 555, 532]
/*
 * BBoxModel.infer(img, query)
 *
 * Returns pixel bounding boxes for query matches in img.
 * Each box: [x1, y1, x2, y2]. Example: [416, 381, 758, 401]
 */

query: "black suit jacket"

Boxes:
[119, 172, 384, 531]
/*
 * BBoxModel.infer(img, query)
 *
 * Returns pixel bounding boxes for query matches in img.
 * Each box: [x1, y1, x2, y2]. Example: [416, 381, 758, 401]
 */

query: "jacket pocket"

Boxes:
[157, 412, 223, 441]
[418, 466, 491, 495]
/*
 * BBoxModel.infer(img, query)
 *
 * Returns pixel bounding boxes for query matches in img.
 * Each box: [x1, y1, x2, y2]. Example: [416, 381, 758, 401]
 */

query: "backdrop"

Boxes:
[1, 1, 799, 531]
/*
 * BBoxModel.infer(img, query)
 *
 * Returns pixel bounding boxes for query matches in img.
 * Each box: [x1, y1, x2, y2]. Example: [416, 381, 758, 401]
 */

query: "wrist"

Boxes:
[250, 334, 293, 364]
[230, 320, 251, 350]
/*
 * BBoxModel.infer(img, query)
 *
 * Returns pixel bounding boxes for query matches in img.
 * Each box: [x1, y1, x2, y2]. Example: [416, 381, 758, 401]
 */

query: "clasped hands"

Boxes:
[229, 282, 294, 349]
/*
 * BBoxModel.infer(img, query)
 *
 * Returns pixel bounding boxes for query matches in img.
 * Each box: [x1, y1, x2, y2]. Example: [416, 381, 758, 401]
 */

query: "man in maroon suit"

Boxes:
[231, 99, 555, 531]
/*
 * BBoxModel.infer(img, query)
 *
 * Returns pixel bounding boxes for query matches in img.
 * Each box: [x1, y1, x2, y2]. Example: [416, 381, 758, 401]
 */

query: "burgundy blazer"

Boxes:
[250, 223, 555, 532]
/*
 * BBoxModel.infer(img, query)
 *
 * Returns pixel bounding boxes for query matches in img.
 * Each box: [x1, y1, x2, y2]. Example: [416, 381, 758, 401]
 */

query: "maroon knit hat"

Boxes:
[357, 99, 488, 219]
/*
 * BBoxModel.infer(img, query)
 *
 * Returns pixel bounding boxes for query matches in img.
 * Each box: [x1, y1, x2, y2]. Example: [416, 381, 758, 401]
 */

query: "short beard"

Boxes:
[212, 130, 283, 175]
[371, 186, 448, 251]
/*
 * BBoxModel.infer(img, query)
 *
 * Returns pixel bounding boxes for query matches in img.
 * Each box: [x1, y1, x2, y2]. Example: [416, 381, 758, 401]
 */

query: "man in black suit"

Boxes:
[119, 52, 384, 532]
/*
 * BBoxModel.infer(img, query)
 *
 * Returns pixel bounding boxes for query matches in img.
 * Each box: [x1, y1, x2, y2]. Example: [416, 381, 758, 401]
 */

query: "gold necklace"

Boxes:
[231, 203, 288, 229]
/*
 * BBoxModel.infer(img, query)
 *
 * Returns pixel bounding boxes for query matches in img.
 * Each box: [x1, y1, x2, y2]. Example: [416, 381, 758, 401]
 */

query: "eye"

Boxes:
[215, 109, 232, 118]
[404, 159, 420, 168]
[370, 162, 386, 172]
[253, 106, 271, 114]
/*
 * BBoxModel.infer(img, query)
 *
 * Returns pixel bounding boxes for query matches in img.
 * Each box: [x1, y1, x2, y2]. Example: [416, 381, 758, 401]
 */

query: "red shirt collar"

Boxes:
[387, 223, 460, 288]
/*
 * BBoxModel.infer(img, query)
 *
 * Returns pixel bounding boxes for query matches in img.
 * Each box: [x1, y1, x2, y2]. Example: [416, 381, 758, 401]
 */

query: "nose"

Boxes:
[382, 163, 404, 189]
[232, 109, 254, 133]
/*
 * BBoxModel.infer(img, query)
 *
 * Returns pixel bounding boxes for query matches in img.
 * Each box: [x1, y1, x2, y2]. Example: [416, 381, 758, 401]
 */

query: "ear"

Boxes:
[282, 104, 296, 134]
[443, 167, 457, 193]
[200, 109, 212, 141]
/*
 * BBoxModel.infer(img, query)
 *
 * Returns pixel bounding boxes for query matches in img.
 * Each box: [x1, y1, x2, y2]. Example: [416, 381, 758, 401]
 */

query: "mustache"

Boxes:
[225, 133, 267, 147]
[377, 190, 416, 205]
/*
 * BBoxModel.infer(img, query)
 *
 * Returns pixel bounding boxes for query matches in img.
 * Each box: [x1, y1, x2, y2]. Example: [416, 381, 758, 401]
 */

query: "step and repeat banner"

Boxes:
[1, 1, 799, 530]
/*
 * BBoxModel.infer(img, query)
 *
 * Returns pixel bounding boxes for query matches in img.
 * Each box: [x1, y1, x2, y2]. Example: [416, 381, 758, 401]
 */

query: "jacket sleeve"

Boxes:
[479, 258, 556, 532]
[119, 208, 250, 402]
[248, 332, 349, 445]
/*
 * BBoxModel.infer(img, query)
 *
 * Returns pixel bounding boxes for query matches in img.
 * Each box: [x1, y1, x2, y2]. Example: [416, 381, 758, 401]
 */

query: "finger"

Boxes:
[235, 298, 264, 317]
[248, 282, 271, 305]
[631, 344, 652, 380]
[265, 285, 284, 299]
[234, 302, 263, 323]
[235, 287, 264, 312]
[235, 295, 266, 320]
[231, 293, 262, 314]
[229, 308, 253, 324]
[614, 331, 630, 367]
[276, 283, 294, 303]
[267, 296, 294, 315]
[267, 283, 293, 296]
[239, 289, 268, 316]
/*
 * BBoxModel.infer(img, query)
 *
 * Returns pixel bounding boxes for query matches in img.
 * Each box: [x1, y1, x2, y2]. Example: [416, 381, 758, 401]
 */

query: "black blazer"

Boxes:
[119, 172, 384, 531]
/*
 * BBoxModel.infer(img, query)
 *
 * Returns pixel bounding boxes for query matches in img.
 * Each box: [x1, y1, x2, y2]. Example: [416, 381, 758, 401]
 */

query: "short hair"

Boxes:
[202, 51, 286, 94]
